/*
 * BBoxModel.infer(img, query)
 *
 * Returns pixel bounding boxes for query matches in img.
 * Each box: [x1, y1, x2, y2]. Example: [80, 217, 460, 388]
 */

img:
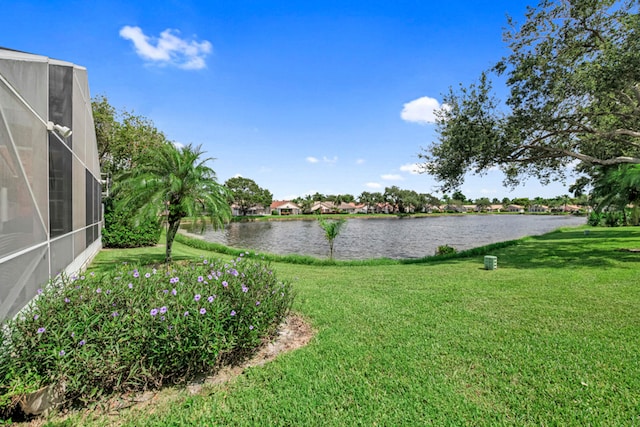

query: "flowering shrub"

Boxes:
[0, 255, 293, 415]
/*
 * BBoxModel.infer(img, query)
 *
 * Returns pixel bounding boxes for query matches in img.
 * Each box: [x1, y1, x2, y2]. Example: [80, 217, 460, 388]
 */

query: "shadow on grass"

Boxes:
[478, 227, 640, 270]
[89, 247, 197, 273]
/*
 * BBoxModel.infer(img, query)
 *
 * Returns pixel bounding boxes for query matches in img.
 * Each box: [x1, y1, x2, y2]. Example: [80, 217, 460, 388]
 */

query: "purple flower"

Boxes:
[145, 272, 151, 278]
[150, 308, 158, 316]
[37, 327, 46, 334]
[229, 269, 239, 277]
[160, 316, 166, 321]
[170, 277, 179, 284]
[133, 271, 139, 278]
[37, 288, 43, 295]
[198, 276, 204, 283]
[242, 285, 248, 293]
[160, 306, 167, 314]
[59, 350, 65, 356]
[112, 311, 119, 317]
[172, 288, 177, 296]
[203, 259, 209, 265]
[249, 325, 254, 330]
[222, 281, 228, 288]
[207, 295, 214, 303]
[128, 283, 133, 289]
[33, 314, 39, 320]
[64, 297, 70, 303]
[71, 332, 75, 337]
[256, 301, 260, 306]
[199, 308, 206, 315]
[194, 294, 201, 302]
[78, 339, 86, 346]
[106, 289, 111, 294]
[163, 289, 169, 294]
[96, 288, 102, 293]
[230, 310, 236, 316]
[184, 311, 189, 316]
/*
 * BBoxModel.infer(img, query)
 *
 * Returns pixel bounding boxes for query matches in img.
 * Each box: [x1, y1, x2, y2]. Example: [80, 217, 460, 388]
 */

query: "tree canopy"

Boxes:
[224, 176, 273, 216]
[419, 0, 640, 192]
[93, 95, 168, 177]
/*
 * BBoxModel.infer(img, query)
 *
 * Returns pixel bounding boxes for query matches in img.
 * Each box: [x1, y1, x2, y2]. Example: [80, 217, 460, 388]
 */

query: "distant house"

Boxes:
[507, 204, 525, 213]
[230, 203, 269, 216]
[270, 200, 301, 215]
[445, 204, 467, 213]
[529, 204, 550, 213]
[336, 202, 367, 214]
[552, 204, 582, 213]
[352, 203, 368, 214]
[310, 201, 335, 214]
[375, 202, 394, 214]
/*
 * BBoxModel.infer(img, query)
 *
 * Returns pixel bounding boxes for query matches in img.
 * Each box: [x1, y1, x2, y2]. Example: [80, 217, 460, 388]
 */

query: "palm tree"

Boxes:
[115, 143, 231, 262]
[317, 217, 346, 260]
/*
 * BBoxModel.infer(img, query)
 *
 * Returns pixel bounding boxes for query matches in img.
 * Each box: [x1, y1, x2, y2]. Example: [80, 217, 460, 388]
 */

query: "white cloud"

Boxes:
[323, 156, 338, 164]
[173, 141, 185, 149]
[119, 26, 212, 70]
[399, 163, 421, 175]
[401, 96, 444, 124]
[480, 188, 497, 195]
[356, 158, 366, 165]
[307, 155, 338, 164]
[381, 174, 404, 181]
[365, 182, 382, 189]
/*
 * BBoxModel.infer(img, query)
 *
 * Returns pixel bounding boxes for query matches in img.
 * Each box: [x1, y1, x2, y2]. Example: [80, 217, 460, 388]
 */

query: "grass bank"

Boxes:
[57, 227, 640, 425]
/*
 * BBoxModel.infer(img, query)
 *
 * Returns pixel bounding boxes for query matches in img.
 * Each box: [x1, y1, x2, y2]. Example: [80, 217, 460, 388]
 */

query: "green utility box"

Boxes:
[484, 255, 497, 270]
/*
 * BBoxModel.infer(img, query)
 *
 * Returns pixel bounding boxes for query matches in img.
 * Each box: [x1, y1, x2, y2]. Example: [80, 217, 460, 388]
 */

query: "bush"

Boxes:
[435, 245, 457, 256]
[102, 197, 161, 248]
[0, 256, 293, 417]
[604, 211, 623, 227]
[587, 211, 602, 226]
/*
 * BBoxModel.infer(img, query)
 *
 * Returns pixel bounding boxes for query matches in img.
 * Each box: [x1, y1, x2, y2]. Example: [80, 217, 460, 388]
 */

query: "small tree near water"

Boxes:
[317, 217, 346, 259]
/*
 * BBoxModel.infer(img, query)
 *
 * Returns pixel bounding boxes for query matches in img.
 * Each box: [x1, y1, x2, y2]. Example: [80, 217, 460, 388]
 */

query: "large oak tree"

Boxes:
[224, 176, 273, 216]
[419, 0, 640, 192]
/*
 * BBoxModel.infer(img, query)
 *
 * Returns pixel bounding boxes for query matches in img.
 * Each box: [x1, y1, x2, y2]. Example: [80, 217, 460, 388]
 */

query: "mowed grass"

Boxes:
[64, 227, 640, 426]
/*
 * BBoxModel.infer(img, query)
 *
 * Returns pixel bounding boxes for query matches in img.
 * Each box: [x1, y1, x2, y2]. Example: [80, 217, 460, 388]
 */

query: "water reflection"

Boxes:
[184, 215, 586, 260]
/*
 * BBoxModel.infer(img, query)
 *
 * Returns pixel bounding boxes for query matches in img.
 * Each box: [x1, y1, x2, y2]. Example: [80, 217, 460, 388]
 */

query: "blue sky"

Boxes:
[2, 0, 577, 201]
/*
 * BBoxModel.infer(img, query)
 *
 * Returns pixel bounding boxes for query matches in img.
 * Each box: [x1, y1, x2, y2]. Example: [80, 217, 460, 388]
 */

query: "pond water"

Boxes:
[185, 214, 586, 260]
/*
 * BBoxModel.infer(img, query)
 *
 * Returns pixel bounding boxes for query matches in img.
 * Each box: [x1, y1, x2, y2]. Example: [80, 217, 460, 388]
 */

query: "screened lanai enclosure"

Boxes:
[0, 48, 102, 320]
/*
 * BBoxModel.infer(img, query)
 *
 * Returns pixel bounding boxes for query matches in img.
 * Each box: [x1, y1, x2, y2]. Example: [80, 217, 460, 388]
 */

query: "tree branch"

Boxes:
[518, 144, 640, 165]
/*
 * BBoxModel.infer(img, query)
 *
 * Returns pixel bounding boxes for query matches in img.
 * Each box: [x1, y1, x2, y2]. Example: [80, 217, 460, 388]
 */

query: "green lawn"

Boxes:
[60, 227, 640, 426]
